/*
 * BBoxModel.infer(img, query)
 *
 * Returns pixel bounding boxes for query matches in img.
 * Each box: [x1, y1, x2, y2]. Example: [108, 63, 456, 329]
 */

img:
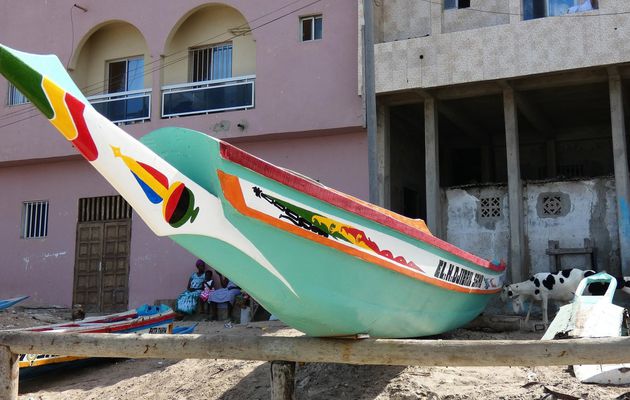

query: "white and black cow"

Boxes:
[501, 268, 630, 324]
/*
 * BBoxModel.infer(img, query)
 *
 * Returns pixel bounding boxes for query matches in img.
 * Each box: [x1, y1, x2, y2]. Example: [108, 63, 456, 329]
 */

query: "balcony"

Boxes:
[161, 75, 255, 118]
[88, 89, 151, 124]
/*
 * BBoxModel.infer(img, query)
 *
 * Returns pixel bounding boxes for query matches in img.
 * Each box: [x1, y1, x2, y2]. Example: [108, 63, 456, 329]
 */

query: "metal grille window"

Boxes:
[542, 195, 563, 216]
[78, 196, 132, 222]
[189, 43, 233, 83]
[21, 201, 49, 238]
[8, 83, 29, 106]
[558, 164, 585, 178]
[300, 15, 323, 41]
[480, 197, 501, 218]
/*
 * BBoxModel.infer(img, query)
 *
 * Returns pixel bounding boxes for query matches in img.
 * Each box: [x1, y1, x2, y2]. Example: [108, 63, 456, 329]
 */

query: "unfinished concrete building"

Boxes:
[367, 0, 630, 282]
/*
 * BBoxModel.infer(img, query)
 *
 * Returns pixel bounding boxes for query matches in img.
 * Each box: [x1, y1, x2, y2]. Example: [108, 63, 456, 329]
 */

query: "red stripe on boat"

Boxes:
[220, 142, 504, 272]
[65, 93, 98, 161]
[138, 161, 169, 189]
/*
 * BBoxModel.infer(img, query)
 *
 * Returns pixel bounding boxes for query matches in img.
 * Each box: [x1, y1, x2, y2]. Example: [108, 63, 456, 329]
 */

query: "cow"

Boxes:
[501, 268, 630, 324]
[501, 268, 593, 324]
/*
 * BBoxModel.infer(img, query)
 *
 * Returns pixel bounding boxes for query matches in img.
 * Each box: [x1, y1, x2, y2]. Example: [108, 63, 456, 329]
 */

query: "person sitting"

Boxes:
[208, 271, 241, 320]
[198, 270, 214, 315]
[176, 259, 208, 315]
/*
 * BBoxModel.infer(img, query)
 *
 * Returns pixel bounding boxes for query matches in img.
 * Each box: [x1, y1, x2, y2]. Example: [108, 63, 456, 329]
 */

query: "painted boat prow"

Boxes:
[0, 44, 506, 338]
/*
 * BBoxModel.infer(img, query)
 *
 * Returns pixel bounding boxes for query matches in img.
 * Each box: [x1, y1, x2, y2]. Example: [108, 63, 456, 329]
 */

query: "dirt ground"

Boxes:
[2, 307, 630, 400]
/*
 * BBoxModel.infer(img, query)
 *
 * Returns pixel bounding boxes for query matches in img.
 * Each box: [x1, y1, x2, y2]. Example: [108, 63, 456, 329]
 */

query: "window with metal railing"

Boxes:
[7, 83, 29, 106]
[189, 43, 233, 82]
[21, 200, 49, 239]
[91, 56, 150, 124]
[161, 75, 255, 118]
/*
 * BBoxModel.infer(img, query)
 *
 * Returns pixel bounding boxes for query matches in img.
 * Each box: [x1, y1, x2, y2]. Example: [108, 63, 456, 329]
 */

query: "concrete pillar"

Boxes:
[424, 97, 442, 237]
[608, 69, 630, 277]
[509, 0, 523, 24]
[151, 54, 163, 121]
[376, 102, 391, 209]
[430, 0, 442, 36]
[503, 86, 525, 282]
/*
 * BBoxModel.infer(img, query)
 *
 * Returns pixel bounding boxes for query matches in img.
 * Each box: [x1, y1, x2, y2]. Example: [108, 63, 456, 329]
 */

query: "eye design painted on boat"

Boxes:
[112, 146, 199, 227]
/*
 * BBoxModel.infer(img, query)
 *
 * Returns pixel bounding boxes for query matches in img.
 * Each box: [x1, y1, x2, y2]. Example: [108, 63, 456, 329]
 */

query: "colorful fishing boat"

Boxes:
[0, 44, 506, 338]
[10, 304, 176, 368]
[0, 296, 29, 310]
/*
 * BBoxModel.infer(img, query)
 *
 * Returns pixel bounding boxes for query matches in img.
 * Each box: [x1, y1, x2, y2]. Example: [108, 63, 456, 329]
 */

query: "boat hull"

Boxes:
[143, 127, 504, 338]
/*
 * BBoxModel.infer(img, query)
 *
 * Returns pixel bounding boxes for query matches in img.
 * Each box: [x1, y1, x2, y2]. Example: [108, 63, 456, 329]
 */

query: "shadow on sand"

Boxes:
[217, 362, 408, 400]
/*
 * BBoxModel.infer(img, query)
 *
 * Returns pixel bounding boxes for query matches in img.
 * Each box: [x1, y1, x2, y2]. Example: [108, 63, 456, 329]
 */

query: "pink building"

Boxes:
[0, 0, 366, 311]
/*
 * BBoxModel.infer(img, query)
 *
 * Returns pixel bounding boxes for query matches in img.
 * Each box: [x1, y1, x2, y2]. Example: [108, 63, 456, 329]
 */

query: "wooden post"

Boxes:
[0, 345, 18, 400]
[270, 361, 296, 400]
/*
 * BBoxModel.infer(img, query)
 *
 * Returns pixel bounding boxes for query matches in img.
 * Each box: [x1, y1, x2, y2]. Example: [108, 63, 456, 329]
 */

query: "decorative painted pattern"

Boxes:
[253, 186, 423, 273]
[219, 171, 503, 294]
[111, 146, 199, 228]
[42, 77, 98, 161]
[219, 141, 504, 273]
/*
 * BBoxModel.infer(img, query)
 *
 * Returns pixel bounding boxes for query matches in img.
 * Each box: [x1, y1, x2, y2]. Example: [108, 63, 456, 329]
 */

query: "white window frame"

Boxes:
[7, 83, 29, 106]
[21, 200, 49, 239]
[300, 15, 323, 42]
[106, 56, 145, 94]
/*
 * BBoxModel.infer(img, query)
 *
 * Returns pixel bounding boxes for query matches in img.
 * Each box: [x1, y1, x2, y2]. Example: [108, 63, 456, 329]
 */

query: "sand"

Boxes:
[2, 307, 630, 400]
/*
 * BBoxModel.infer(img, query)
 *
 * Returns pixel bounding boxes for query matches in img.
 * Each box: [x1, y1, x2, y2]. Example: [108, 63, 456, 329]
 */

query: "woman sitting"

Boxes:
[176, 259, 208, 315]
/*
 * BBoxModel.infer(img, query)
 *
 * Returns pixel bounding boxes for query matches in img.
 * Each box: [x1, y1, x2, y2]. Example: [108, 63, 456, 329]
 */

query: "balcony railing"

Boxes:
[161, 75, 255, 118]
[88, 89, 151, 124]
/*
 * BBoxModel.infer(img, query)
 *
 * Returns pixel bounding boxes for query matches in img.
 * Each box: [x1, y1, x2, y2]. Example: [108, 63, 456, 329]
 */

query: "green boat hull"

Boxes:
[143, 127, 499, 337]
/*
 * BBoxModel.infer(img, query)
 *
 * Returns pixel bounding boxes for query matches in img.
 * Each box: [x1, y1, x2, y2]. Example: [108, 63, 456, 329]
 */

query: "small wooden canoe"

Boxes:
[9, 304, 176, 368]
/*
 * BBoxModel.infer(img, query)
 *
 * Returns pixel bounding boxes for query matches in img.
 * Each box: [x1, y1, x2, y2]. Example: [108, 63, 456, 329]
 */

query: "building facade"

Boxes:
[369, 0, 630, 282]
[0, 0, 366, 310]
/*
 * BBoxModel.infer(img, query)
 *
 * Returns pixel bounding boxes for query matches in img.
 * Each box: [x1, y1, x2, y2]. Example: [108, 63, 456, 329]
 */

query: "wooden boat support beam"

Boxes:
[3, 332, 630, 399]
[0, 345, 18, 400]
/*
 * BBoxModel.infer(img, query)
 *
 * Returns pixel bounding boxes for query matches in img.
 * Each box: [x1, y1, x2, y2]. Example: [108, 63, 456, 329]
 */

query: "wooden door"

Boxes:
[73, 196, 132, 313]
[101, 221, 131, 312]
[73, 223, 104, 313]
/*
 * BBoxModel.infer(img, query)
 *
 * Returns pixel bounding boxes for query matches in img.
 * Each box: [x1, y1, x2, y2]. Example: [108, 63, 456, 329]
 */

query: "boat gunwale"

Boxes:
[219, 142, 504, 273]
[5, 309, 175, 334]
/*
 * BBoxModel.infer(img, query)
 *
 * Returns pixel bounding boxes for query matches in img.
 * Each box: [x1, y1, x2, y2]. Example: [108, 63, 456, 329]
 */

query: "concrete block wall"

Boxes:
[445, 177, 620, 278]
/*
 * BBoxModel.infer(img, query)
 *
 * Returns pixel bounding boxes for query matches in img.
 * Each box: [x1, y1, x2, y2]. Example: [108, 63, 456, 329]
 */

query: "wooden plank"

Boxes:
[0, 345, 18, 400]
[2, 332, 630, 367]
[546, 248, 593, 255]
[270, 361, 296, 400]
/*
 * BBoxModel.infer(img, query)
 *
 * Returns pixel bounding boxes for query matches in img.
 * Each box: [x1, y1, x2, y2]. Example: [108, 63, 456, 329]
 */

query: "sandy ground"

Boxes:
[2, 307, 630, 400]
